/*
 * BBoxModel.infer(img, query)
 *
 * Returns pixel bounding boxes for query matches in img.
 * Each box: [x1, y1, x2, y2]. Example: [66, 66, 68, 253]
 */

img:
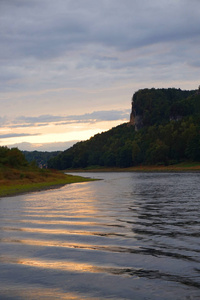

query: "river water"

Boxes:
[0, 172, 200, 300]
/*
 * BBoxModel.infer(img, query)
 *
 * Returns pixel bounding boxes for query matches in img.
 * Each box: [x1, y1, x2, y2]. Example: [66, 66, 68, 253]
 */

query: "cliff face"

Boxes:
[129, 87, 196, 130]
[129, 102, 143, 131]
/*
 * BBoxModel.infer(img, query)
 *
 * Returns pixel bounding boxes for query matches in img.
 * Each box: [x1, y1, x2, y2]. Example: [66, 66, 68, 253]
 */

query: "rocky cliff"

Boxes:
[129, 87, 196, 130]
[129, 102, 143, 131]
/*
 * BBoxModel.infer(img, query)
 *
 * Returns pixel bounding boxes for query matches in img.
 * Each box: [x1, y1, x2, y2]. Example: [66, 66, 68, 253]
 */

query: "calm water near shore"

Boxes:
[0, 172, 200, 299]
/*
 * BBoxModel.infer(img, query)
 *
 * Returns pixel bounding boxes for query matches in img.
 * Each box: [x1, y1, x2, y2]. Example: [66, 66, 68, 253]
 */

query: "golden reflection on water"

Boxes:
[1, 233, 137, 258]
[20, 258, 101, 273]
[1, 254, 105, 275]
[1, 253, 134, 284]
[1, 173, 200, 300]
[20, 214, 96, 218]
[1, 226, 98, 236]
[0, 236, 130, 254]
[23, 184, 101, 216]
[20, 220, 98, 226]
[0, 181, 135, 299]
[0, 286, 99, 300]
[1, 237, 96, 249]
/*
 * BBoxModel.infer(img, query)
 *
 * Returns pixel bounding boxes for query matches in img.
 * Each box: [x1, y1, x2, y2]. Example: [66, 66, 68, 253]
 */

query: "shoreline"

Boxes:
[0, 183, 68, 198]
[0, 173, 96, 198]
[66, 162, 200, 173]
[1, 162, 199, 198]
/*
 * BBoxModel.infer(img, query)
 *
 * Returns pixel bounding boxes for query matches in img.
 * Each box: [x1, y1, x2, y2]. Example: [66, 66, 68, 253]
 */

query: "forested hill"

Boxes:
[130, 88, 196, 129]
[48, 87, 200, 169]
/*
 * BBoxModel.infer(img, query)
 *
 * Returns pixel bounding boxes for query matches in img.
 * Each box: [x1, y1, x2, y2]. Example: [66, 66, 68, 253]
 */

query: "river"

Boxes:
[0, 172, 200, 299]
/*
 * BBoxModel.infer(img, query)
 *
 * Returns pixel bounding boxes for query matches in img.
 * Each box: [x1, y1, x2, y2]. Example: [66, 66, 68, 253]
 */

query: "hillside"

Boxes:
[48, 88, 200, 169]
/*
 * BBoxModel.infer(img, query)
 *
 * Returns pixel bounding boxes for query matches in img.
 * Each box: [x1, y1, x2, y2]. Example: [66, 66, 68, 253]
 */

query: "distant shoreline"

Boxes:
[66, 162, 200, 173]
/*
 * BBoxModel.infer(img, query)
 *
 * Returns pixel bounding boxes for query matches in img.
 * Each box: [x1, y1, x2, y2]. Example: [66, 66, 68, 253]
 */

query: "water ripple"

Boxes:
[0, 172, 200, 299]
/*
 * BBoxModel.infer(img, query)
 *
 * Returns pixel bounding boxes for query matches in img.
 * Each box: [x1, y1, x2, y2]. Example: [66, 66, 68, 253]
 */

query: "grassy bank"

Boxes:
[0, 167, 95, 198]
[67, 161, 200, 173]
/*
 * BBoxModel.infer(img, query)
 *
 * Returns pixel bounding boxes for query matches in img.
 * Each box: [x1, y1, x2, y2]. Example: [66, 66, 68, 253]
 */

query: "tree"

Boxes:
[8, 148, 28, 167]
[132, 141, 141, 165]
[146, 140, 169, 165]
[116, 144, 132, 167]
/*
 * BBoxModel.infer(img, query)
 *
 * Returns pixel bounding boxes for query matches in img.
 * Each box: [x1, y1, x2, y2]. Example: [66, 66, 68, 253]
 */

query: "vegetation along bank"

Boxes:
[48, 87, 200, 170]
[0, 147, 95, 198]
[1, 86, 200, 198]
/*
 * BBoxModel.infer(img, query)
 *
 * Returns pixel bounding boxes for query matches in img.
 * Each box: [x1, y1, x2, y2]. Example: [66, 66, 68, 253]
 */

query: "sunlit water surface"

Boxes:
[0, 172, 200, 299]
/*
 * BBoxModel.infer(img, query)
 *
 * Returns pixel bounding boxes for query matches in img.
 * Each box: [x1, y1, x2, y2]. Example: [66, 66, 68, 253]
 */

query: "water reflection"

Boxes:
[0, 287, 100, 300]
[1, 254, 200, 289]
[0, 173, 200, 299]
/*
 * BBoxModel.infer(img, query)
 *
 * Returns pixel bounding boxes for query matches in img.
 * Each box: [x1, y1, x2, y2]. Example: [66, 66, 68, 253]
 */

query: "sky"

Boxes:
[0, 0, 200, 151]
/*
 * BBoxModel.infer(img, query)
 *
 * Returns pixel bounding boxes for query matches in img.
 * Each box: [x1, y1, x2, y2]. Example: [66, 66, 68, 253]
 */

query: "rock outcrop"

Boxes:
[129, 100, 143, 131]
[129, 87, 197, 130]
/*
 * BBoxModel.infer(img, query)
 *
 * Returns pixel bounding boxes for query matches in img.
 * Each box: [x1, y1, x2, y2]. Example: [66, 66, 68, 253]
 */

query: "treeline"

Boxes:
[48, 124, 135, 169]
[48, 88, 200, 169]
[0, 147, 28, 168]
[23, 150, 61, 167]
[0, 147, 61, 169]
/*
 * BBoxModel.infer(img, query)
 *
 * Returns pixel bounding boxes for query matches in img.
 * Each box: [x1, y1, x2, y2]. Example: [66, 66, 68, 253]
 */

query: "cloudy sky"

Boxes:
[0, 0, 200, 151]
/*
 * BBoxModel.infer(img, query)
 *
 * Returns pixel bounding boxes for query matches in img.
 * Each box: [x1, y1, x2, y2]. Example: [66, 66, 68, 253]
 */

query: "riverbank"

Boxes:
[0, 167, 95, 198]
[67, 161, 200, 173]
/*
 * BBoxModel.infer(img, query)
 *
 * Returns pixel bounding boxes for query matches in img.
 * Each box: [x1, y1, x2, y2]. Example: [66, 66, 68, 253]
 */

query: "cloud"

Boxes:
[0, 0, 200, 151]
[0, 116, 7, 126]
[14, 115, 63, 125]
[0, 133, 40, 139]
[1, 0, 200, 90]
[63, 110, 130, 122]
[1, 0, 200, 62]
[0, 110, 130, 151]
[12, 110, 130, 127]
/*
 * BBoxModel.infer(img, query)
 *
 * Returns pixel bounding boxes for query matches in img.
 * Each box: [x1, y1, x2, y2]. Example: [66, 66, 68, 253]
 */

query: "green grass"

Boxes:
[0, 167, 96, 198]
